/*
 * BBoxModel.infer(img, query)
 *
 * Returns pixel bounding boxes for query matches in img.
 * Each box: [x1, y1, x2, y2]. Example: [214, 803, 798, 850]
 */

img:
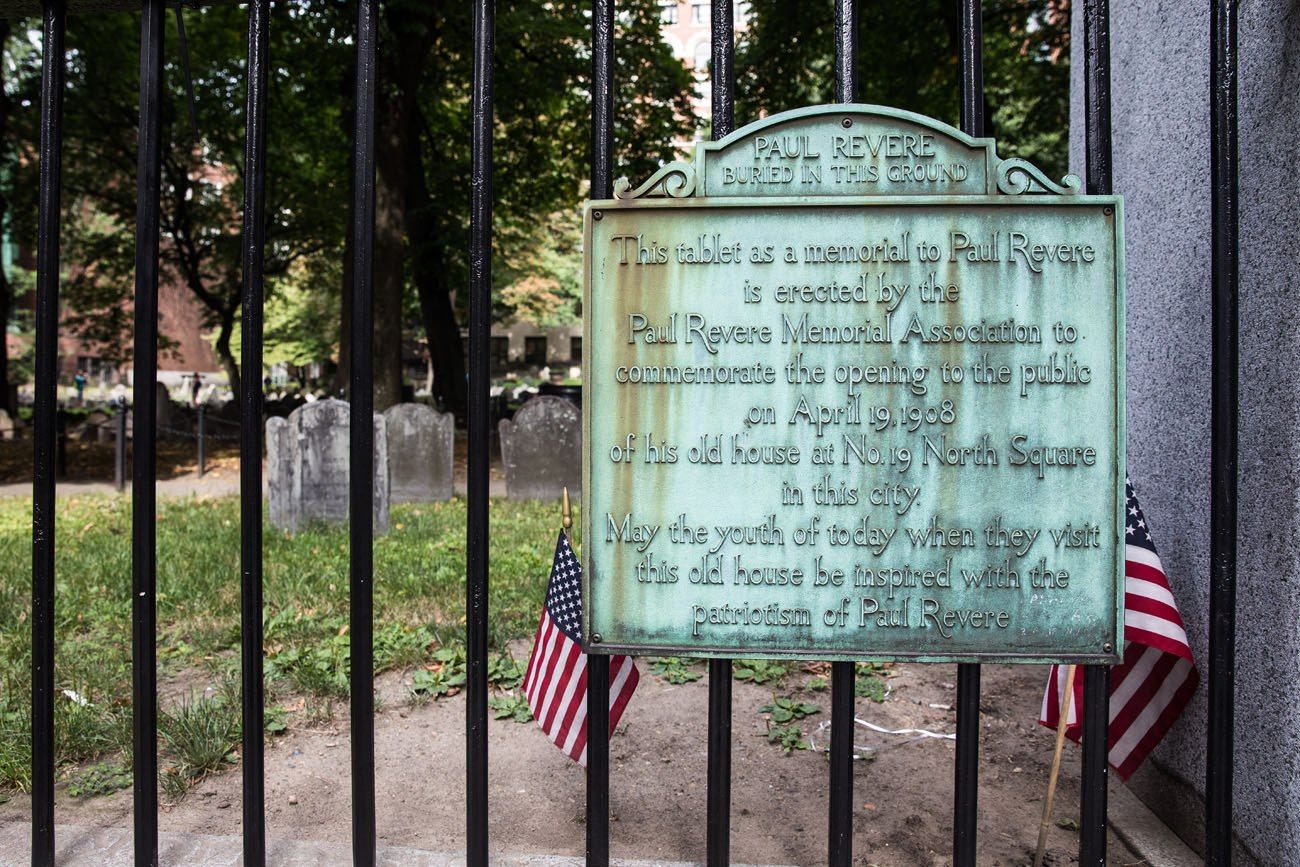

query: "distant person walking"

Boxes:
[190, 372, 202, 406]
[73, 372, 86, 405]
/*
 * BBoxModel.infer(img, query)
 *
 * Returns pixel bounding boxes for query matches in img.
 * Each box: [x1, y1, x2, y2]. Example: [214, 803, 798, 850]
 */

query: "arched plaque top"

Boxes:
[613, 103, 1080, 200]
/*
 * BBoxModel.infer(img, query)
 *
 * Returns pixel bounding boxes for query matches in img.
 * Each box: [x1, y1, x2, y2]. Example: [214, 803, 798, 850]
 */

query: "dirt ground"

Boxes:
[1, 655, 1140, 866]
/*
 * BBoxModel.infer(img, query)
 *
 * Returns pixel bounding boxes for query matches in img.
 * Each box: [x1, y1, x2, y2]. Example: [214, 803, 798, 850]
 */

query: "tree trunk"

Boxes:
[396, 25, 467, 419]
[214, 309, 241, 405]
[371, 95, 407, 412]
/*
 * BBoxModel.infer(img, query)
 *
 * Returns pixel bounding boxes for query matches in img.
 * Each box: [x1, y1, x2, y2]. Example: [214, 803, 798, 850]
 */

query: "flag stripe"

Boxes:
[526, 531, 639, 768]
[1040, 480, 1200, 781]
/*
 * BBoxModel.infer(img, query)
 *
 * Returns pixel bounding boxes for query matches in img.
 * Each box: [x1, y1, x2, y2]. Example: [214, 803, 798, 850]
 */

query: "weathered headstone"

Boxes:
[498, 395, 580, 501]
[155, 381, 175, 430]
[266, 398, 389, 534]
[383, 403, 454, 502]
[0, 408, 14, 441]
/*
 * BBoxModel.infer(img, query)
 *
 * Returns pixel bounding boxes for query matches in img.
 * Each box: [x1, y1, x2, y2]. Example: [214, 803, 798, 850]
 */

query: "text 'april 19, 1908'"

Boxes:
[583, 107, 1124, 662]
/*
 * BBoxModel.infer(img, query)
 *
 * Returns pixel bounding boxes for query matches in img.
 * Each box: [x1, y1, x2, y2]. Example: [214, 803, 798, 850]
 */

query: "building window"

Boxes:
[691, 2, 708, 24]
[524, 336, 548, 366]
[694, 42, 710, 70]
[659, 1, 678, 24]
[490, 336, 510, 370]
[570, 336, 583, 362]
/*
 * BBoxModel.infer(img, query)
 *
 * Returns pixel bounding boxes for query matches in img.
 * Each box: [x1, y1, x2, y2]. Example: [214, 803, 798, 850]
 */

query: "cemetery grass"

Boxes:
[0, 494, 564, 799]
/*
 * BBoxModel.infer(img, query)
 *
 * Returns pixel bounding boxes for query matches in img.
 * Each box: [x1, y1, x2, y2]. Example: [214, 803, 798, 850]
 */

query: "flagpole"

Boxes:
[1034, 664, 1078, 867]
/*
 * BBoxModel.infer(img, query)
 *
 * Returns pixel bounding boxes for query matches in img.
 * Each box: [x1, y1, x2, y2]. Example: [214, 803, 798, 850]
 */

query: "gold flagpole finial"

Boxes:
[562, 486, 573, 531]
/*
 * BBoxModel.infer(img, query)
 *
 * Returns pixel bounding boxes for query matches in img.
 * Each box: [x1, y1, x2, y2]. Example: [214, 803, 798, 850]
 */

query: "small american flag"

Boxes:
[1039, 478, 1200, 780]
[523, 531, 639, 765]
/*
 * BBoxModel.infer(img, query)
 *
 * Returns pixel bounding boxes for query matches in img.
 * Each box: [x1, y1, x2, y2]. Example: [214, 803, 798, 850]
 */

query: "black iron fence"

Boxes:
[24, 1, 1239, 866]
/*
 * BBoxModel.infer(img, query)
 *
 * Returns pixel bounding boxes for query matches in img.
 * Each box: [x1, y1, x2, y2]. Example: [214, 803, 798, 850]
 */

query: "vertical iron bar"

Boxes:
[586, 2, 614, 865]
[115, 403, 127, 493]
[196, 404, 206, 477]
[828, 6, 857, 865]
[30, 3, 64, 865]
[706, 4, 735, 865]
[240, 1, 270, 863]
[466, 1, 494, 865]
[1079, 2, 1113, 863]
[953, 5, 984, 865]
[132, 2, 165, 863]
[350, 0, 378, 863]
[828, 661, 854, 866]
[833, 0, 857, 104]
[1206, 2, 1238, 864]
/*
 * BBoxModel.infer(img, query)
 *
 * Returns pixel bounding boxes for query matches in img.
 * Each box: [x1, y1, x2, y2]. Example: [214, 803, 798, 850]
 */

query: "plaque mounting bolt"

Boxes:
[1103, 642, 1114, 653]
[593, 210, 603, 221]
[591, 633, 602, 644]
[1103, 207, 1113, 216]
[841, 118, 853, 128]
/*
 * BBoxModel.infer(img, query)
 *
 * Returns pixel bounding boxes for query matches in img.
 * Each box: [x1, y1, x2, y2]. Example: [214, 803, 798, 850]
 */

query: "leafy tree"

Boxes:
[735, 0, 1070, 177]
[351, 0, 693, 413]
[8, 3, 349, 402]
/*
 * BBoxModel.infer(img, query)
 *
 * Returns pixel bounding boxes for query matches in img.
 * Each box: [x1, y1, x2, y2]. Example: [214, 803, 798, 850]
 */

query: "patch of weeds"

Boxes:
[855, 674, 889, 702]
[409, 646, 467, 702]
[488, 692, 534, 723]
[649, 657, 703, 684]
[733, 659, 791, 686]
[263, 704, 289, 735]
[804, 676, 829, 692]
[1057, 817, 1080, 831]
[66, 762, 132, 798]
[765, 724, 810, 755]
[158, 693, 240, 800]
[759, 697, 820, 724]
[487, 653, 525, 690]
[0, 709, 32, 792]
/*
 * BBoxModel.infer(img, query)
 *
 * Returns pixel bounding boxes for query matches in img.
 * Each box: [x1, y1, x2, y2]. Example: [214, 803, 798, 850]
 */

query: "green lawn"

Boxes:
[0, 495, 569, 798]
[0, 495, 887, 801]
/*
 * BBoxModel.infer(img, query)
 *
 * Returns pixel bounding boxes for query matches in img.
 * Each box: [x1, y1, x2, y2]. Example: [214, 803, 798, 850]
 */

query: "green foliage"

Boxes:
[65, 762, 132, 799]
[765, 724, 811, 755]
[733, 659, 792, 686]
[0, 496, 572, 793]
[855, 674, 889, 702]
[409, 646, 469, 702]
[649, 656, 704, 684]
[159, 693, 241, 798]
[758, 697, 821, 724]
[488, 692, 534, 724]
[736, 0, 1071, 177]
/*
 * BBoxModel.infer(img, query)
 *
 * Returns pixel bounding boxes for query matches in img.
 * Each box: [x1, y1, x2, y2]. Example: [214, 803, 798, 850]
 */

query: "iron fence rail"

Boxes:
[21, 1, 1240, 866]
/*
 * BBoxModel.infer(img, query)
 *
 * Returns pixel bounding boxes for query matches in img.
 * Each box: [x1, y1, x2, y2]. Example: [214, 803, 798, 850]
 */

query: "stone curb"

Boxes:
[0, 821, 791, 867]
[1107, 781, 1202, 867]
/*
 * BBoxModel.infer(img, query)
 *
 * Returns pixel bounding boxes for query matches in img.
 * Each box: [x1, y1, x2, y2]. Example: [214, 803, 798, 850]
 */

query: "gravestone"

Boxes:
[383, 403, 454, 502]
[498, 395, 580, 500]
[155, 381, 175, 430]
[0, 409, 14, 441]
[265, 398, 389, 534]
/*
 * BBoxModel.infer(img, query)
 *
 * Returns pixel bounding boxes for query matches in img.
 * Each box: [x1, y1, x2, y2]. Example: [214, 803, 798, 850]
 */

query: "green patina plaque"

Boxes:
[582, 105, 1124, 663]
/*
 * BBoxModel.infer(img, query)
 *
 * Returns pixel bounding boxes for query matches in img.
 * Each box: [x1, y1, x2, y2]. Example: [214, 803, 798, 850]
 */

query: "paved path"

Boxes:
[0, 822, 782, 867]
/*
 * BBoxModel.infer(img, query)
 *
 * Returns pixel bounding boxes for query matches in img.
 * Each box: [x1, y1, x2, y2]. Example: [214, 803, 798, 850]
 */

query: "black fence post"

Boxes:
[587, 2, 614, 865]
[349, 0, 379, 863]
[54, 412, 66, 479]
[196, 403, 206, 477]
[466, 1, 494, 865]
[31, 2, 65, 864]
[829, 4, 857, 866]
[707, 2, 735, 865]
[132, 1, 166, 862]
[1206, 2, 1239, 864]
[239, 1, 271, 863]
[953, 3, 985, 865]
[115, 402, 127, 493]
[1079, 2, 1114, 863]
